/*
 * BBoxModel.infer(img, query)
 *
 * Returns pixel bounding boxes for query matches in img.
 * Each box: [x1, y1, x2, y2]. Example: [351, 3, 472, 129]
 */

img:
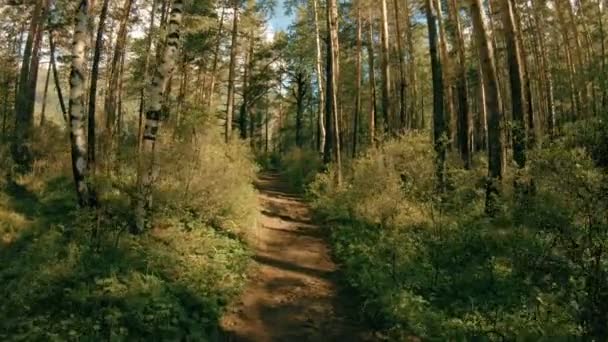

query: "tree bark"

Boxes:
[48, 30, 67, 123]
[207, 5, 225, 108]
[500, 0, 526, 168]
[311, 0, 326, 155]
[39, 64, 51, 127]
[69, 0, 96, 207]
[379, 0, 391, 133]
[469, 0, 505, 213]
[138, 0, 158, 150]
[447, 0, 472, 169]
[136, 0, 184, 232]
[367, 8, 378, 145]
[324, 0, 342, 185]
[225, 0, 239, 142]
[425, 0, 447, 192]
[87, 0, 110, 169]
[105, 0, 135, 135]
[353, 2, 362, 157]
[393, 0, 407, 131]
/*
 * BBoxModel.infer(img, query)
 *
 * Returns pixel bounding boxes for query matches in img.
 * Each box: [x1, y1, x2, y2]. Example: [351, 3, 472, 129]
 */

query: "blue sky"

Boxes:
[269, 0, 294, 32]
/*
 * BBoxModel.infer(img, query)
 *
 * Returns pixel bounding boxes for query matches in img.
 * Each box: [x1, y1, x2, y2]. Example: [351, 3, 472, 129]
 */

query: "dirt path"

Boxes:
[220, 172, 376, 342]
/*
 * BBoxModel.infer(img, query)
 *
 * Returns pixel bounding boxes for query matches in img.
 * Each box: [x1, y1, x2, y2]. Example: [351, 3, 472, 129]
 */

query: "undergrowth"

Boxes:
[0, 124, 257, 340]
[308, 126, 608, 340]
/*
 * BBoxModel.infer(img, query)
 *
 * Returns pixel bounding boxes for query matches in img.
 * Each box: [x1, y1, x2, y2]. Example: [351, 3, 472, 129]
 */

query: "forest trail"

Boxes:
[220, 172, 376, 342]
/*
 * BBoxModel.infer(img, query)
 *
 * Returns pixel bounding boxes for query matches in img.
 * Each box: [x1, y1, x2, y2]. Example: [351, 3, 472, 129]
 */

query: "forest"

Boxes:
[0, 0, 607, 340]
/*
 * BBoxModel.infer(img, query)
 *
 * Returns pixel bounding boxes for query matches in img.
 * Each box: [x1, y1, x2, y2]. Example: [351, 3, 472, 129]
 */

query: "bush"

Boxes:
[280, 147, 322, 192]
[0, 123, 258, 340]
[310, 132, 608, 340]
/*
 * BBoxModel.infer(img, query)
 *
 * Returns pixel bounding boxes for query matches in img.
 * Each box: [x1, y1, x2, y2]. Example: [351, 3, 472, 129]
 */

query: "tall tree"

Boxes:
[136, 0, 185, 232]
[68, 0, 96, 207]
[469, 0, 505, 211]
[447, 0, 472, 169]
[500, 0, 526, 168]
[353, 1, 362, 157]
[311, 0, 325, 154]
[425, 0, 446, 191]
[225, 0, 240, 142]
[367, 8, 377, 144]
[87, 0, 111, 169]
[324, 0, 342, 184]
[393, 0, 407, 131]
[105, 0, 135, 135]
[379, 0, 391, 133]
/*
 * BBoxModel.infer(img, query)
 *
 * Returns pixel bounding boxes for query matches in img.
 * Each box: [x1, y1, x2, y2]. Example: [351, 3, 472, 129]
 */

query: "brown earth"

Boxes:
[219, 172, 377, 342]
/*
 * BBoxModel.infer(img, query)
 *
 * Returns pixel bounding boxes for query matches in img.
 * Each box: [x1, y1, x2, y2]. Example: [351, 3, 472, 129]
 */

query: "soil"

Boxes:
[219, 172, 377, 342]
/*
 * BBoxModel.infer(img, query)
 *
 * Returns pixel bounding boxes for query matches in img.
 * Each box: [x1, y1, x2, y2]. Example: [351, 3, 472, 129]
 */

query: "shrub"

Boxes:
[280, 147, 322, 192]
[310, 132, 608, 340]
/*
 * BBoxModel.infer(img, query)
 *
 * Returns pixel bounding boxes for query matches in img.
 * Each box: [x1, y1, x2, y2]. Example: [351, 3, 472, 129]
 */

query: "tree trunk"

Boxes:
[500, 0, 526, 168]
[379, 0, 391, 133]
[39, 64, 51, 127]
[69, 0, 96, 207]
[393, 0, 407, 131]
[425, 0, 447, 192]
[469, 0, 505, 213]
[49, 30, 67, 123]
[447, 0, 472, 169]
[434, 0, 454, 148]
[532, 2, 556, 138]
[353, 2, 362, 157]
[404, 0, 419, 129]
[87, 0, 110, 170]
[311, 0, 326, 155]
[324, 0, 342, 185]
[13, 0, 45, 169]
[105, 0, 135, 135]
[138, 0, 158, 150]
[135, 0, 184, 233]
[367, 8, 378, 145]
[225, 0, 239, 142]
[207, 5, 225, 108]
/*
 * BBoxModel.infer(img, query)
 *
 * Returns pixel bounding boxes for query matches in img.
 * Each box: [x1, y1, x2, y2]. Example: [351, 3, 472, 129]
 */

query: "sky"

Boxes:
[268, 0, 294, 32]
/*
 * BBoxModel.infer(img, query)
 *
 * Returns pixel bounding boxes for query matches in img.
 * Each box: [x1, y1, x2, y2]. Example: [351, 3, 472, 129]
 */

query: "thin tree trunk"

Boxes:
[225, 0, 239, 142]
[87, 0, 111, 169]
[434, 0, 454, 148]
[324, 0, 342, 185]
[393, 0, 407, 131]
[39, 64, 51, 127]
[447, 0, 472, 169]
[136, 0, 184, 233]
[48, 30, 67, 123]
[105, 0, 135, 134]
[353, 2, 362, 157]
[207, 5, 225, 108]
[500, 0, 526, 168]
[138, 0, 158, 151]
[13, 0, 44, 169]
[404, 0, 418, 129]
[379, 0, 391, 133]
[425, 0, 447, 192]
[69, 0, 96, 207]
[312, 0, 325, 154]
[367, 8, 378, 145]
[470, 0, 505, 213]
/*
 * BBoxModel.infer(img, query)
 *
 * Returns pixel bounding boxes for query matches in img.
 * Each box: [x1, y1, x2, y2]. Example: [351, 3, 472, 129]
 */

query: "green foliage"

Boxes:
[279, 147, 322, 192]
[155, 126, 259, 235]
[0, 124, 257, 341]
[310, 132, 608, 340]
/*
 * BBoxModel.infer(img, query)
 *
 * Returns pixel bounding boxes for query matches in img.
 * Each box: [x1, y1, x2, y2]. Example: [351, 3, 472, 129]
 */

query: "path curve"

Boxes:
[220, 172, 376, 342]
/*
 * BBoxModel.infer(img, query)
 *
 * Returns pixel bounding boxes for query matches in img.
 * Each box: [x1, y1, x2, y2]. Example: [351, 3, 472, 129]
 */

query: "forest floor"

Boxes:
[220, 172, 376, 342]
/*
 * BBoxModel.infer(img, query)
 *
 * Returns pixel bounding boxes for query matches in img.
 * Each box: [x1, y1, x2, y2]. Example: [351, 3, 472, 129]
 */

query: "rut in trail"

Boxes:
[220, 172, 376, 342]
